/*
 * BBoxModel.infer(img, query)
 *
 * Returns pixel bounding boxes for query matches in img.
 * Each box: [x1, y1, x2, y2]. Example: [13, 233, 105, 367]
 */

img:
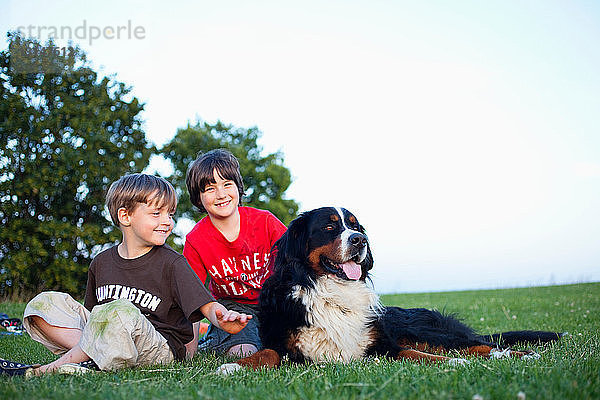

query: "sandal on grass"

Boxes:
[56, 361, 99, 375]
[0, 358, 41, 377]
[77, 359, 100, 371]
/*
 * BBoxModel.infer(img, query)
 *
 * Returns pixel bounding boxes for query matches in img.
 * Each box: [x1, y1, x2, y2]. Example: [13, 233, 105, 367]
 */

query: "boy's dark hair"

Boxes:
[106, 173, 177, 226]
[186, 148, 245, 213]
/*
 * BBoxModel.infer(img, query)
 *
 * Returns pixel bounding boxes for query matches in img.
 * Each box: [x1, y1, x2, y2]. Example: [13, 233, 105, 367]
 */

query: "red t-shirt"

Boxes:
[183, 207, 287, 304]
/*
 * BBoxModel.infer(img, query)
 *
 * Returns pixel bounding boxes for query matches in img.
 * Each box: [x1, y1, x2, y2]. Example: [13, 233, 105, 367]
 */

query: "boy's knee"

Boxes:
[89, 299, 143, 329]
[227, 344, 258, 357]
[27, 291, 67, 306]
[24, 291, 74, 320]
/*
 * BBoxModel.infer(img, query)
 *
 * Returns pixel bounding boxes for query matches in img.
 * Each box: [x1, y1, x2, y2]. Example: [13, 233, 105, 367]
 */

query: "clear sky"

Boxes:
[3, 0, 599, 293]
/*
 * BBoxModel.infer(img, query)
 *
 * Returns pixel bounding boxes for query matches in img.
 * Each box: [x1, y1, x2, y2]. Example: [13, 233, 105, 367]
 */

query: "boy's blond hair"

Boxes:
[106, 173, 177, 226]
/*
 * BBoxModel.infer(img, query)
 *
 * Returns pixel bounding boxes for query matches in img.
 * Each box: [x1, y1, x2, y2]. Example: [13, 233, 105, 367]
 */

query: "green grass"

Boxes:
[1, 282, 599, 399]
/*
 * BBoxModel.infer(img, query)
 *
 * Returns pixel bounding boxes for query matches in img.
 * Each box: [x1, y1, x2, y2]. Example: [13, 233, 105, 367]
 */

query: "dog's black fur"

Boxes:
[252, 207, 561, 365]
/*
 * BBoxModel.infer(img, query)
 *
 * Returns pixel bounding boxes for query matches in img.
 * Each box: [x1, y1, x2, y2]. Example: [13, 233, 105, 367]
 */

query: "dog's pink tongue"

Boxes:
[340, 261, 361, 280]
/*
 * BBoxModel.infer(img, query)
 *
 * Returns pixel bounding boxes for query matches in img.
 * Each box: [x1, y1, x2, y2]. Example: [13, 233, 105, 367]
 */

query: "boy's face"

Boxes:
[200, 168, 240, 220]
[119, 200, 174, 248]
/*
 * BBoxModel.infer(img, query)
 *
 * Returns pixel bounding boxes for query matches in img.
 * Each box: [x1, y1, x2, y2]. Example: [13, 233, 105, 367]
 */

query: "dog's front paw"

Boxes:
[448, 357, 469, 366]
[216, 363, 243, 375]
[490, 348, 512, 359]
[522, 351, 541, 360]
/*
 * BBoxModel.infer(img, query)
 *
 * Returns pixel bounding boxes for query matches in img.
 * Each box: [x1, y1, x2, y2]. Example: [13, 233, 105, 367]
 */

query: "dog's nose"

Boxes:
[349, 233, 367, 248]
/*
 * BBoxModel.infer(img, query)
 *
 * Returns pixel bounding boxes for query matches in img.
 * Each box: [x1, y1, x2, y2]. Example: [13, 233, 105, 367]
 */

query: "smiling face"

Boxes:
[299, 207, 372, 281]
[199, 168, 240, 221]
[119, 199, 175, 251]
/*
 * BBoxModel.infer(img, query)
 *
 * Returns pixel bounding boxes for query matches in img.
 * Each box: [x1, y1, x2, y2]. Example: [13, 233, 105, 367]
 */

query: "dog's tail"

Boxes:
[479, 330, 566, 346]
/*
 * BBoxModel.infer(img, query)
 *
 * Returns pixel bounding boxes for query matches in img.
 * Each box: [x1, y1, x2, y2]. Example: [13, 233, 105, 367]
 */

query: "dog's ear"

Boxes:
[357, 221, 368, 236]
[358, 223, 374, 279]
[361, 246, 374, 276]
[283, 212, 309, 261]
[272, 212, 309, 269]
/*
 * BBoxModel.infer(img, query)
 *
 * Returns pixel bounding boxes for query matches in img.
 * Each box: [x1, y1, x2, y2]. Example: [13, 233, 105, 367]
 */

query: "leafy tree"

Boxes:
[161, 120, 299, 227]
[0, 33, 153, 299]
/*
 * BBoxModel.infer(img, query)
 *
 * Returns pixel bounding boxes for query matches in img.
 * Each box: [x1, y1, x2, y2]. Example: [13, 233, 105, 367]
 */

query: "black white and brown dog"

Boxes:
[218, 207, 562, 373]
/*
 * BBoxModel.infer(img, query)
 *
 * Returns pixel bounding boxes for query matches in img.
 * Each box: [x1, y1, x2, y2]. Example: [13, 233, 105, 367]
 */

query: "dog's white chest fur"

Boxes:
[290, 276, 382, 363]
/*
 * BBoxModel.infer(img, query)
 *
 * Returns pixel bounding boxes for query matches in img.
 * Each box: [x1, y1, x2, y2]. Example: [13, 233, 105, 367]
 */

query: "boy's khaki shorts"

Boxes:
[23, 291, 174, 371]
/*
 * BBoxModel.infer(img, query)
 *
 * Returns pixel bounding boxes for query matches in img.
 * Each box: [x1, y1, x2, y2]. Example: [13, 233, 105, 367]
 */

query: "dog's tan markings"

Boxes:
[285, 334, 299, 351]
[491, 349, 531, 358]
[235, 349, 281, 370]
[460, 346, 535, 360]
[366, 327, 379, 345]
[307, 246, 327, 273]
[285, 334, 304, 358]
[396, 349, 452, 363]
[308, 240, 343, 274]
[459, 345, 495, 358]
[330, 214, 339, 222]
[398, 339, 445, 354]
[348, 215, 356, 224]
[398, 339, 531, 359]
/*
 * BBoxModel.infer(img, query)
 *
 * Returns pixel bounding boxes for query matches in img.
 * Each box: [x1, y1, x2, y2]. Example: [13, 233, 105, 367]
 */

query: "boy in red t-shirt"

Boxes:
[183, 149, 287, 356]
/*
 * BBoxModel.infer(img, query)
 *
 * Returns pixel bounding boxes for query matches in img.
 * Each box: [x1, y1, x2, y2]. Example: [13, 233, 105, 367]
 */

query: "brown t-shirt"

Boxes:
[84, 244, 215, 360]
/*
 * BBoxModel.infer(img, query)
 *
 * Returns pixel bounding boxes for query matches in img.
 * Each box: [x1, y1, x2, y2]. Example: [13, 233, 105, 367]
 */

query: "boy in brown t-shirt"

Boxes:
[0, 174, 251, 377]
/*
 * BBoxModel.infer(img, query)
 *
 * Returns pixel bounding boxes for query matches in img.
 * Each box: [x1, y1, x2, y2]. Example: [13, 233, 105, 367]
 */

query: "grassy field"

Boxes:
[1, 282, 598, 399]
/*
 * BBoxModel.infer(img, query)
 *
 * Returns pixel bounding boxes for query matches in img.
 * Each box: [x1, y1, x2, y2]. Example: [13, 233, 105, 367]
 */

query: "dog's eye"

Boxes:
[324, 224, 335, 231]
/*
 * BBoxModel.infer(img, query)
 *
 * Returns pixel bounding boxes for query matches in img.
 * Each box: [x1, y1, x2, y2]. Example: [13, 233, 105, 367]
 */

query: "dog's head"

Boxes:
[273, 207, 374, 281]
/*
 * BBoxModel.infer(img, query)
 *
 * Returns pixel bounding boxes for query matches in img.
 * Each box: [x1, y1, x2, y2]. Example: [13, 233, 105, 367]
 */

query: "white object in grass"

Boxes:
[490, 348, 512, 359]
[216, 363, 243, 375]
[448, 357, 470, 366]
[522, 352, 541, 360]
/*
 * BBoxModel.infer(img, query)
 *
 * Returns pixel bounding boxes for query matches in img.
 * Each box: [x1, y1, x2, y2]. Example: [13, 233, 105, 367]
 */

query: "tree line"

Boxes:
[0, 33, 299, 299]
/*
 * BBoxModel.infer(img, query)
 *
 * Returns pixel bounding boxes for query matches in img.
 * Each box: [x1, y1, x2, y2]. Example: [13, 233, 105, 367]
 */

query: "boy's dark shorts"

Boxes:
[198, 299, 261, 354]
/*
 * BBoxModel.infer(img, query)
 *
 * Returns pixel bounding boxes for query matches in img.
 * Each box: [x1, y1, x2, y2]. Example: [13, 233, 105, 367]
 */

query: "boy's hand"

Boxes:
[215, 309, 252, 334]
